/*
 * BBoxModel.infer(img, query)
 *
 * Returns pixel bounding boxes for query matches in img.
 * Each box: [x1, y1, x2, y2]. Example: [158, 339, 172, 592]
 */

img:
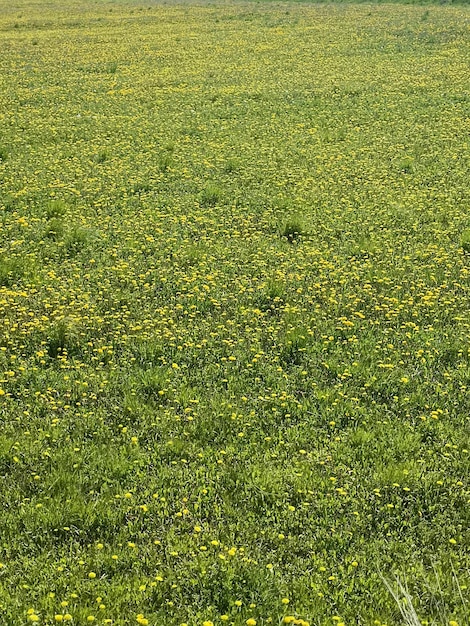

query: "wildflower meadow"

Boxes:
[0, 0, 469, 624]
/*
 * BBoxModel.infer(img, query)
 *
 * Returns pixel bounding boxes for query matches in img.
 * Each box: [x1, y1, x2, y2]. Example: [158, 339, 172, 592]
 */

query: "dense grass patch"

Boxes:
[0, 1, 469, 625]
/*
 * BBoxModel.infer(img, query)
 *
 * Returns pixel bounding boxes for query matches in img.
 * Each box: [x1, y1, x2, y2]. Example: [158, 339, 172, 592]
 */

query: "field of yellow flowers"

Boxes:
[0, 0, 469, 624]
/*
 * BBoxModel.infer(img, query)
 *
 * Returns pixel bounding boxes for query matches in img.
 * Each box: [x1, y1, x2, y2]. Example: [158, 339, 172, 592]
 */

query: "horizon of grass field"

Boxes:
[256, 0, 469, 6]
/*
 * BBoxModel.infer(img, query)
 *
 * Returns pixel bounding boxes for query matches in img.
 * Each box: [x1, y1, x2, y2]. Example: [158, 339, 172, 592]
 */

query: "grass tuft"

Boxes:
[47, 317, 81, 358]
[460, 228, 470, 254]
[45, 199, 67, 219]
[199, 183, 223, 207]
[280, 217, 305, 243]
[0, 256, 25, 287]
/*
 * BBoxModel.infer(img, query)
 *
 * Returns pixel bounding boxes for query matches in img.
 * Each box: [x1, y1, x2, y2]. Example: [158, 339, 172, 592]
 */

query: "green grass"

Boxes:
[0, 1, 469, 625]
[259, 0, 470, 5]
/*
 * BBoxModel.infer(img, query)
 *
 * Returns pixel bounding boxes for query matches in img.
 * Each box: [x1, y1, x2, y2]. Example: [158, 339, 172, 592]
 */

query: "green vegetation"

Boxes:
[0, 1, 469, 625]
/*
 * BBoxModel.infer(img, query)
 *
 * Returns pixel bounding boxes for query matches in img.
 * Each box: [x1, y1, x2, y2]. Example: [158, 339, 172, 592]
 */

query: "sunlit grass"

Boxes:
[0, 1, 469, 625]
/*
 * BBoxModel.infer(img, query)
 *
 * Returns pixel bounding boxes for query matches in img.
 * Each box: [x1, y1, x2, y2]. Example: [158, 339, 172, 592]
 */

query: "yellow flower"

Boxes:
[55, 617, 63, 623]
[246, 620, 257, 626]
[203, 622, 214, 626]
[88, 572, 96, 579]
[282, 598, 290, 605]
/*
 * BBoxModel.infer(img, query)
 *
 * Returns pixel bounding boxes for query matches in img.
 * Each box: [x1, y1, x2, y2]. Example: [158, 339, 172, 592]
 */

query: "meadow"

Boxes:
[0, 0, 469, 624]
